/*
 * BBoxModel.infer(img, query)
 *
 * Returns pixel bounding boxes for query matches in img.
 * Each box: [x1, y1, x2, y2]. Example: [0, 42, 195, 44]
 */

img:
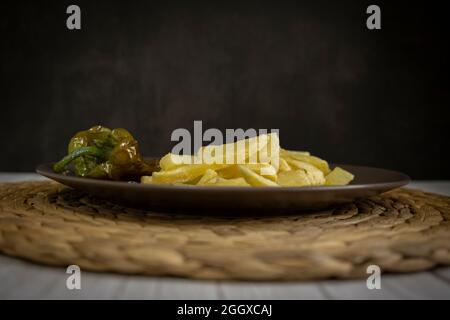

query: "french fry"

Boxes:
[280, 148, 310, 157]
[198, 133, 269, 165]
[277, 170, 313, 187]
[159, 153, 194, 170]
[279, 158, 291, 172]
[216, 165, 241, 179]
[238, 165, 279, 187]
[244, 163, 278, 181]
[152, 164, 227, 184]
[283, 159, 325, 185]
[145, 133, 353, 187]
[207, 177, 250, 186]
[258, 133, 280, 173]
[217, 163, 276, 182]
[197, 169, 218, 185]
[282, 150, 330, 175]
[325, 167, 354, 185]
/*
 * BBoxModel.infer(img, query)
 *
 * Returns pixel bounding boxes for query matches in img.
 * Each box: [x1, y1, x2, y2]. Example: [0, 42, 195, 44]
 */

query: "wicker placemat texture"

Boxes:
[0, 181, 449, 280]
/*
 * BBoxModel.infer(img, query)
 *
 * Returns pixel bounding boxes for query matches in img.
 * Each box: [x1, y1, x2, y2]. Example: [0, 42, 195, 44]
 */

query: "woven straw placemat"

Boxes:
[0, 181, 449, 281]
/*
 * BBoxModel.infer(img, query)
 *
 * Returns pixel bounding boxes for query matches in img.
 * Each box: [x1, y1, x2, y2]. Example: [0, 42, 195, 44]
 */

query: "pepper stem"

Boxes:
[53, 146, 106, 173]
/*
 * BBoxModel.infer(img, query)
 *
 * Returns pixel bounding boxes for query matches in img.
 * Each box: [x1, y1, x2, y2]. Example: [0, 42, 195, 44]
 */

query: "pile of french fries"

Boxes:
[141, 133, 354, 187]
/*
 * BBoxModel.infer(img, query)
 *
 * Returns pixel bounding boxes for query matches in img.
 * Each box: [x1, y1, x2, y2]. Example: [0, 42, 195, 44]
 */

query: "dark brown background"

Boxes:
[1, 0, 449, 178]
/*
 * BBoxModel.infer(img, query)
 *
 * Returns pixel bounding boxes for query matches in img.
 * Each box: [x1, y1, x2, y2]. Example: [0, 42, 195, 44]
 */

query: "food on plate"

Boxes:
[325, 166, 355, 186]
[54, 126, 354, 186]
[53, 125, 158, 181]
[142, 132, 354, 187]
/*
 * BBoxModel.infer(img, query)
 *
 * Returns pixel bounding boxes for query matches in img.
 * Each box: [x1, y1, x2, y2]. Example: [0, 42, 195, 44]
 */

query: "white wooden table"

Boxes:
[0, 173, 449, 300]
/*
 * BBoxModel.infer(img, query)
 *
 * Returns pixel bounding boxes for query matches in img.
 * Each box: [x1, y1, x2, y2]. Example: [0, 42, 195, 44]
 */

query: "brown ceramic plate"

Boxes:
[36, 163, 409, 214]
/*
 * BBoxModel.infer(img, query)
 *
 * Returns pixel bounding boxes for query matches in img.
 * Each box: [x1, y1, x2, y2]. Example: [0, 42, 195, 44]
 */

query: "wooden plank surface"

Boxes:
[218, 282, 326, 300]
[321, 272, 450, 300]
[434, 269, 450, 283]
[320, 278, 399, 300]
[0, 173, 449, 299]
[382, 273, 450, 299]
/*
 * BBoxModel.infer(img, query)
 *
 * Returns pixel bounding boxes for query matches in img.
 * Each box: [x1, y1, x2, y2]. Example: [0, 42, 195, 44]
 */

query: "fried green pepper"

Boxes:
[53, 125, 157, 181]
